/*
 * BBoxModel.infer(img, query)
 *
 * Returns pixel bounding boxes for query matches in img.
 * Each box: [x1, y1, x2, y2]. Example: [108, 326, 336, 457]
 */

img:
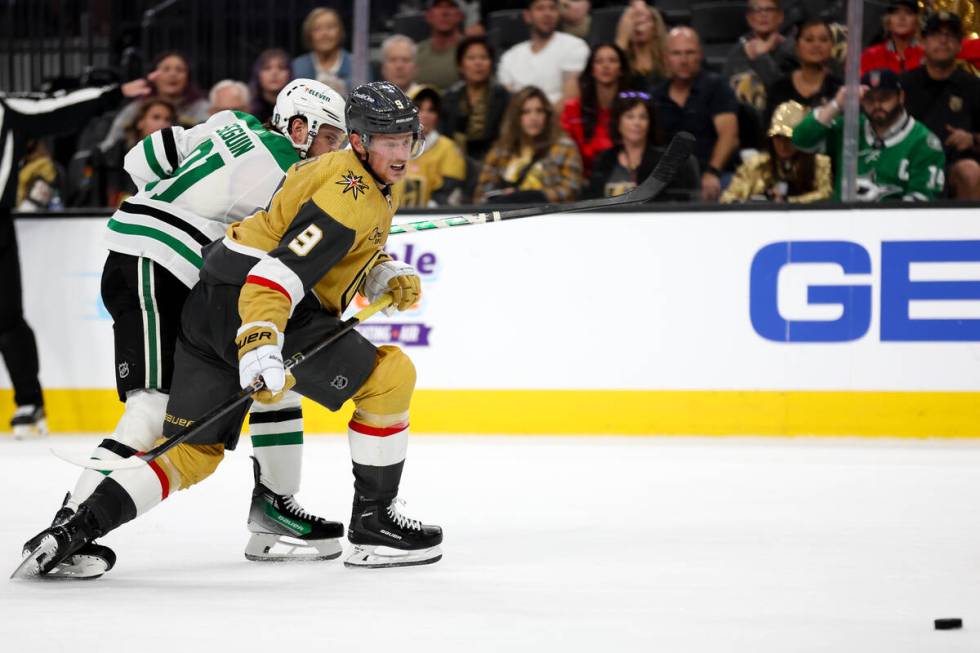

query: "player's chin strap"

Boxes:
[356, 149, 386, 187]
[51, 295, 395, 473]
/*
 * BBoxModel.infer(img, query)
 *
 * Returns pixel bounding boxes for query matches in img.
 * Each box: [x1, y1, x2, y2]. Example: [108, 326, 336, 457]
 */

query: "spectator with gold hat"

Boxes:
[722, 100, 832, 203]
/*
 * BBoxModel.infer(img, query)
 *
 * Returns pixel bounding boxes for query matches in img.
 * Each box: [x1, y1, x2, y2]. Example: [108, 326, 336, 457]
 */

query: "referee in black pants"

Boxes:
[1, 74, 156, 437]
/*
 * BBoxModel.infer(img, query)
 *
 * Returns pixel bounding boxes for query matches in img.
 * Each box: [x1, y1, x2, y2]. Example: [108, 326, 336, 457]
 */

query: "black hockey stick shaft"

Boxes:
[76, 296, 393, 471]
[389, 131, 695, 235]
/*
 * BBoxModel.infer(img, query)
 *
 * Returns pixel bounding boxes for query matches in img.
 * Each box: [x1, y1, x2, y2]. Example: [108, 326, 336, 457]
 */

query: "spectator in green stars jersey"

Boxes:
[792, 67, 946, 201]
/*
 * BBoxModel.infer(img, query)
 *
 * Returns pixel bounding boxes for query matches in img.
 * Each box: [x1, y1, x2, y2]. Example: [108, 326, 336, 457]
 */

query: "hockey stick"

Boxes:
[51, 132, 695, 471]
[51, 295, 394, 472]
[389, 131, 695, 236]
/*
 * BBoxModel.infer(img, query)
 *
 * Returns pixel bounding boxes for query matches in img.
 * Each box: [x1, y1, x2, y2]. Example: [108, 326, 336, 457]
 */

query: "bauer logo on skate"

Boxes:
[750, 240, 980, 342]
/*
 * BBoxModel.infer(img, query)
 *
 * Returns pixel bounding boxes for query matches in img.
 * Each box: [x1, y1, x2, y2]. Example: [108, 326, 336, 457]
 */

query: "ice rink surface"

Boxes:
[1, 434, 979, 652]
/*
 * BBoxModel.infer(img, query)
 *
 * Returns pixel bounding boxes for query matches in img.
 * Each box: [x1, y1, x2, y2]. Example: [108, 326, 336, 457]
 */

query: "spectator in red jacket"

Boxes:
[860, 0, 923, 75]
[560, 43, 632, 177]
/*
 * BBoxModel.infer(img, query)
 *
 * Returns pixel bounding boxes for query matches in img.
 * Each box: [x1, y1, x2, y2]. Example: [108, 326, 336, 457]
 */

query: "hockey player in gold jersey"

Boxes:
[18, 82, 443, 577]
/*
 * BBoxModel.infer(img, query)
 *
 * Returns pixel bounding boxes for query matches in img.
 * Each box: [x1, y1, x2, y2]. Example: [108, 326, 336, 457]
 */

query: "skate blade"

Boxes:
[344, 544, 443, 569]
[10, 535, 58, 580]
[244, 533, 343, 562]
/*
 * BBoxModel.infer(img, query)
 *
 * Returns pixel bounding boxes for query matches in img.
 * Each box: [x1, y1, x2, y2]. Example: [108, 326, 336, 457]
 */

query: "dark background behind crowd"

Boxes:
[3, 0, 980, 212]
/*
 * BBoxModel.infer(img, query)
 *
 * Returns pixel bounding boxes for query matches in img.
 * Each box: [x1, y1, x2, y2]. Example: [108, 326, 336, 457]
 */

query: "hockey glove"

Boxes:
[363, 260, 421, 315]
[237, 325, 295, 404]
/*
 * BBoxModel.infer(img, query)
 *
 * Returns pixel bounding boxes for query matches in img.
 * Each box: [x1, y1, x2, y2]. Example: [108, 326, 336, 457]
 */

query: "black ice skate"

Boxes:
[20, 493, 117, 580]
[11, 404, 47, 440]
[245, 458, 344, 562]
[345, 498, 443, 569]
[12, 505, 104, 580]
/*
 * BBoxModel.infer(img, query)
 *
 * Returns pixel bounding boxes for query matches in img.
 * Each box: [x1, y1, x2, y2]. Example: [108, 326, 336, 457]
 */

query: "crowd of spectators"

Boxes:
[15, 0, 980, 212]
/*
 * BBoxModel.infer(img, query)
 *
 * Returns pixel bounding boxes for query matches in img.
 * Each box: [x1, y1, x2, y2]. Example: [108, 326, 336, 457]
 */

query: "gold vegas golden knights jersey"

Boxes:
[200, 147, 401, 338]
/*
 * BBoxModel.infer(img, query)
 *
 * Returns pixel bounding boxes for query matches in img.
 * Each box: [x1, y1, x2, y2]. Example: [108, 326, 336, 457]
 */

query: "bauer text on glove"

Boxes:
[236, 324, 295, 403]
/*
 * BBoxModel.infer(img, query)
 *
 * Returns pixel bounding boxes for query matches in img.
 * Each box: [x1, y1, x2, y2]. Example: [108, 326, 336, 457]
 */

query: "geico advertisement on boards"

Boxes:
[4, 209, 980, 393]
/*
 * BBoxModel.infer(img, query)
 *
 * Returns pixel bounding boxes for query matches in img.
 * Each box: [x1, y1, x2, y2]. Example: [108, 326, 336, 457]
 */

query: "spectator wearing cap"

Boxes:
[497, 0, 590, 106]
[439, 36, 511, 162]
[793, 68, 946, 201]
[381, 34, 423, 97]
[401, 86, 467, 206]
[925, 1, 980, 75]
[860, 0, 924, 75]
[416, 0, 466, 92]
[723, 0, 797, 113]
[292, 8, 352, 95]
[560, 43, 632, 177]
[902, 11, 980, 199]
[652, 26, 739, 202]
[721, 100, 832, 203]
[765, 18, 842, 128]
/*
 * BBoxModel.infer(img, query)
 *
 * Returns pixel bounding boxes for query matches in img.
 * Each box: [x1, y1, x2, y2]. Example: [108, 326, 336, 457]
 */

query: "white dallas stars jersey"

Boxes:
[104, 110, 299, 287]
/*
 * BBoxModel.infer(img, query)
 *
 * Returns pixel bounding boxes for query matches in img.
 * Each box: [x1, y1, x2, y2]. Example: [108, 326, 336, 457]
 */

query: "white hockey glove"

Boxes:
[363, 260, 421, 315]
[236, 325, 294, 404]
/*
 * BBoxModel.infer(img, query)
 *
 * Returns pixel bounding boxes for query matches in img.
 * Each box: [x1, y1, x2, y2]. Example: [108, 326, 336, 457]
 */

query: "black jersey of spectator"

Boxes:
[439, 82, 511, 162]
[901, 66, 980, 163]
[584, 144, 700, 201]
[651, 70, 738, 170]
[764, 73, 841, 128]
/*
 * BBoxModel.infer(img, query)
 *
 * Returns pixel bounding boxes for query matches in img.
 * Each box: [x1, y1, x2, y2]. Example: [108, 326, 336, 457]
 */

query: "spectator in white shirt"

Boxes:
[497, 0, 590, 105]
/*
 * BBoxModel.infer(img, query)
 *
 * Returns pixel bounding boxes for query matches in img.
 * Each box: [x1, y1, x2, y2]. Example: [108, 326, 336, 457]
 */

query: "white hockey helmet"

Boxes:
[272, 79, 347, 158]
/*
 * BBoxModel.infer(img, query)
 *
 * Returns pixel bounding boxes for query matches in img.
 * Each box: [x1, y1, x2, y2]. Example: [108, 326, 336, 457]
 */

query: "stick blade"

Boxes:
[50, 448, 146, 472]
[630, 131, 697, 203]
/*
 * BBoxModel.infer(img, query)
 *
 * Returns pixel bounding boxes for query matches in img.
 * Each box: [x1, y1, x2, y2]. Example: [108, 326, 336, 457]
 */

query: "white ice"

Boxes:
[1, 434, 979, 652]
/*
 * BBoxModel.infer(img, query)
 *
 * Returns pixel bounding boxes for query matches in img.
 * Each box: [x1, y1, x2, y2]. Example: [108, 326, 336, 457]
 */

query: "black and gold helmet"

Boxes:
[346, 81, 423, 157]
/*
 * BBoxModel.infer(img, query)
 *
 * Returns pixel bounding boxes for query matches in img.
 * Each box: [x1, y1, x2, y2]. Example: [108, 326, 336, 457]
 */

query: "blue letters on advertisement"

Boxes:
[749, 240, 980, 342]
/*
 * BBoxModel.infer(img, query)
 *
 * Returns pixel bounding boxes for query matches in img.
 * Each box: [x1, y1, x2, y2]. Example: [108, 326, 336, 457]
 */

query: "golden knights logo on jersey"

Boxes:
[336, 170, 369, 199]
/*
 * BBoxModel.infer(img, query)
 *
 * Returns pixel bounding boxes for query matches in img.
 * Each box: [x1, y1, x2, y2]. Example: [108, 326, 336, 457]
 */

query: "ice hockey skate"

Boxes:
[18, 493, 117, 580]
[11, 404, 47, 440]
[12, 506, 103, 580]
[245, 458, 344, 562]
[345, 498, 442, 569]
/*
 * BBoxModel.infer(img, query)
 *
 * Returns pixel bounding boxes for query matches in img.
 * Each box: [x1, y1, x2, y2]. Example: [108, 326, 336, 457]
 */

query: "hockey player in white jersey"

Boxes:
[16, 82, 442, 581]
[33, 80, 348, 578]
